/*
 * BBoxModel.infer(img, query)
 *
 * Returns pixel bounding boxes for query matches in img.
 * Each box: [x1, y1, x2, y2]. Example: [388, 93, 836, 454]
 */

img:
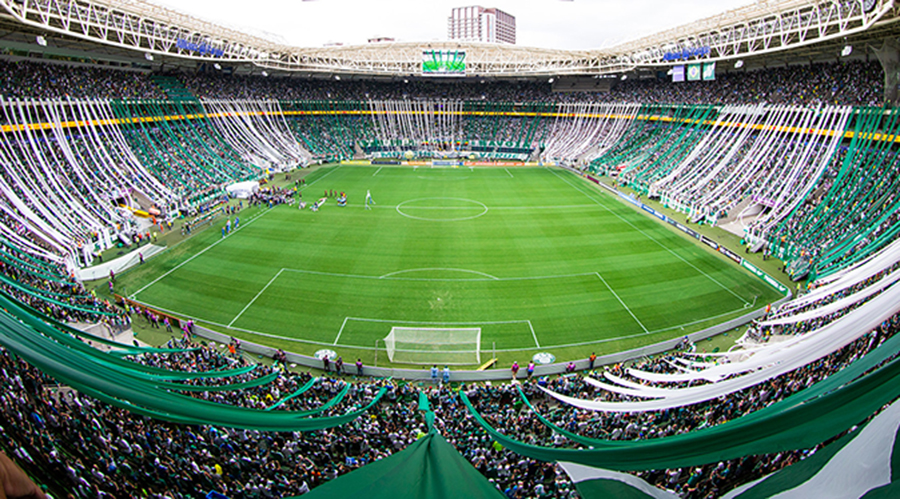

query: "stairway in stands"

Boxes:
[150, 75, 198, 102]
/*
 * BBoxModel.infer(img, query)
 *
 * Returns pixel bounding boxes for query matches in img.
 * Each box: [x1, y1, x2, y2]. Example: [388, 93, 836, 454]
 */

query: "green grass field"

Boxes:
[118, 165, 781, 368]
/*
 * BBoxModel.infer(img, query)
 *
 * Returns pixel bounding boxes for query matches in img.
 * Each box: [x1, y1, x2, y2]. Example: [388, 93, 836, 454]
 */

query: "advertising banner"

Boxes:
[741, 260, 789, 293]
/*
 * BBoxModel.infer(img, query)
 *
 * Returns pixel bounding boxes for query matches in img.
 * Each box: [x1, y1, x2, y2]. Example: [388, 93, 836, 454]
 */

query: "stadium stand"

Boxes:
[174, 60, 884, 107]
[0, 31, 898, 498]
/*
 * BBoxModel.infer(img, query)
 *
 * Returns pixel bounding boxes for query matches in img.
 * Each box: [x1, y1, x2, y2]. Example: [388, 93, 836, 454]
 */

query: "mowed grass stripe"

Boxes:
[121, 166, 782, 364]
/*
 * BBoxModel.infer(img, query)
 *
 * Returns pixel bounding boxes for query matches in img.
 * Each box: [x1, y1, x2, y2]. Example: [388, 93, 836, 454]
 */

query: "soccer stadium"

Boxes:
[1, 0, 900, 496]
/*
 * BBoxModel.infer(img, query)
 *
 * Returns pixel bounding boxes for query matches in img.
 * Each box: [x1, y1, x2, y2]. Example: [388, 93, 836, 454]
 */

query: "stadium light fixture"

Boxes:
[667, 68, 674, 75]
[841, 45, 853, 57]
[334, 75, 341, 80]
[404, 79, 409, 83]
[261, 71, 268, 77]
[214, 63, 221, 70]
[621, 75, 628, 80]
[144, 53, 154, 61]
[734, 60, 744, 68]
[36, 36, 47, 46]
[548, 78, 554, 83]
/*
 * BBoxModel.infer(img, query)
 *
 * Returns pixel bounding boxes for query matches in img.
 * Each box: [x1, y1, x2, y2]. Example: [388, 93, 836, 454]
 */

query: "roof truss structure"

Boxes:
[612, 0, 899, 71]
[0, 0, 897, 76]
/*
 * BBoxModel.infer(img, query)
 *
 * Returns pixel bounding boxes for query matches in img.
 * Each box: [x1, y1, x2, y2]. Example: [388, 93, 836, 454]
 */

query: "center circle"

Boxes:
[396, 197, 488, 221]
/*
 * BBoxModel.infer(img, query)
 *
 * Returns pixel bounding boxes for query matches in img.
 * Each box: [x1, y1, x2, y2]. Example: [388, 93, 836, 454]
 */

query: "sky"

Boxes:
[150, 0, 755, 50]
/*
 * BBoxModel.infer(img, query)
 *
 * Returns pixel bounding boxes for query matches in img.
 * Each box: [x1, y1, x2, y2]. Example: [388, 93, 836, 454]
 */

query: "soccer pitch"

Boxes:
[121, 165, 781, 367]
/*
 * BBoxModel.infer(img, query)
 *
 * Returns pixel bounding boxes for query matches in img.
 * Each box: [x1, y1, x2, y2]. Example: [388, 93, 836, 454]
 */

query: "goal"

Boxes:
[383, 327, 481, 365]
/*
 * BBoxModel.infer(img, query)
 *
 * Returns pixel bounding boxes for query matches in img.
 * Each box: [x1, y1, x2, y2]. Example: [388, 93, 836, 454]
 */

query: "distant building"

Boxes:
[368, 37, 396, 44]
[448, 6, 516, 45]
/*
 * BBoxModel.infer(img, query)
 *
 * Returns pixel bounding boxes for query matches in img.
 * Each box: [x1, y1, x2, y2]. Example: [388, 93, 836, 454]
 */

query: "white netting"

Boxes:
[383, 327, 481, 365]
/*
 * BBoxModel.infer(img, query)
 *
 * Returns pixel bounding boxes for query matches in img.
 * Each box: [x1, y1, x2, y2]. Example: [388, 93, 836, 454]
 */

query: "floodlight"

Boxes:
[144, 53, 154, 61]
[548, 78, 554, 83]
[214, 63, 221, 70]
[841, 45, 853, 57]
[36, 36, 47, 46]
[734, 60, 744, 68]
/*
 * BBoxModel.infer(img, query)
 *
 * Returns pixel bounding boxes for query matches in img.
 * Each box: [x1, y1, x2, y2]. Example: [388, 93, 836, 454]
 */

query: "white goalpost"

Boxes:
[383, 327, 482, 365]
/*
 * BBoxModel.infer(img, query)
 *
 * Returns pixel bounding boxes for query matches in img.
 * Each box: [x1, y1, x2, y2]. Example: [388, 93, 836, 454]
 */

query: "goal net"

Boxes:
[383, 327, 481, 365]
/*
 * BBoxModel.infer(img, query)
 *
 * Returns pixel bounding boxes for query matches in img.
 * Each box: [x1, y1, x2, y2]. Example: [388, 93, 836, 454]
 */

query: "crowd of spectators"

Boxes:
[596, 60, 883, 107]
[766, 140, 900, 267]
[754, 259, 900, 341]
[0, 58, 883, 108]
[469, 311, 900, 497]
[0, 60, 164, 101]
[0, 298, 896, 498]
[0, 332, 577, 498]
[288, 116, 374, 162]
[177, 60, 883, 107]
[119, 124, 254, 202]
[0, 235, 126, 326]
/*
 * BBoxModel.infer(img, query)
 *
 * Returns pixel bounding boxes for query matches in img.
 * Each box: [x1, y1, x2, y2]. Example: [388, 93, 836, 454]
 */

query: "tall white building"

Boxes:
[448, 6, 516, 45]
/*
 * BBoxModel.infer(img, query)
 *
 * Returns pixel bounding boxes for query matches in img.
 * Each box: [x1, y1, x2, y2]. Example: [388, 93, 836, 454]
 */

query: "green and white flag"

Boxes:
[559, 463, 679, 498]
[687, 64, 702, 81]
[561, 399, 900, 499]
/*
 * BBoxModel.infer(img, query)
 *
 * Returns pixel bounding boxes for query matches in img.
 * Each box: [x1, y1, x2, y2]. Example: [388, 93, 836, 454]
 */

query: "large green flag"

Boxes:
[560, 398, 900, 499]
[302, 431, 504, 499]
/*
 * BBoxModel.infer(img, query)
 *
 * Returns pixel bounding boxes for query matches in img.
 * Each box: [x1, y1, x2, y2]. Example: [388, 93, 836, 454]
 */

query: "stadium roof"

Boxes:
[0, 0, 897, 77]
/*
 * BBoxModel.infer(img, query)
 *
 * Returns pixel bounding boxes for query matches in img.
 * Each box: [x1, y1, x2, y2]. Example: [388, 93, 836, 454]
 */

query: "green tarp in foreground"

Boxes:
[460, 341, 900, 470]
[558, 397, 900, 498]
[0, 291, 385, 432]
[301, 431, 504, 499]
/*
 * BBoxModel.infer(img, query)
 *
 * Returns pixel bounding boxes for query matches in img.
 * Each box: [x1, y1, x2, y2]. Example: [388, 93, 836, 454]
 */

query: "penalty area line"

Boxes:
[372, 166, 383, 176]
[334, 317, 350, 345]
[228, 268, 284, 328]
[527, 320, 540, 348]
[595, 272, 649, 333]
